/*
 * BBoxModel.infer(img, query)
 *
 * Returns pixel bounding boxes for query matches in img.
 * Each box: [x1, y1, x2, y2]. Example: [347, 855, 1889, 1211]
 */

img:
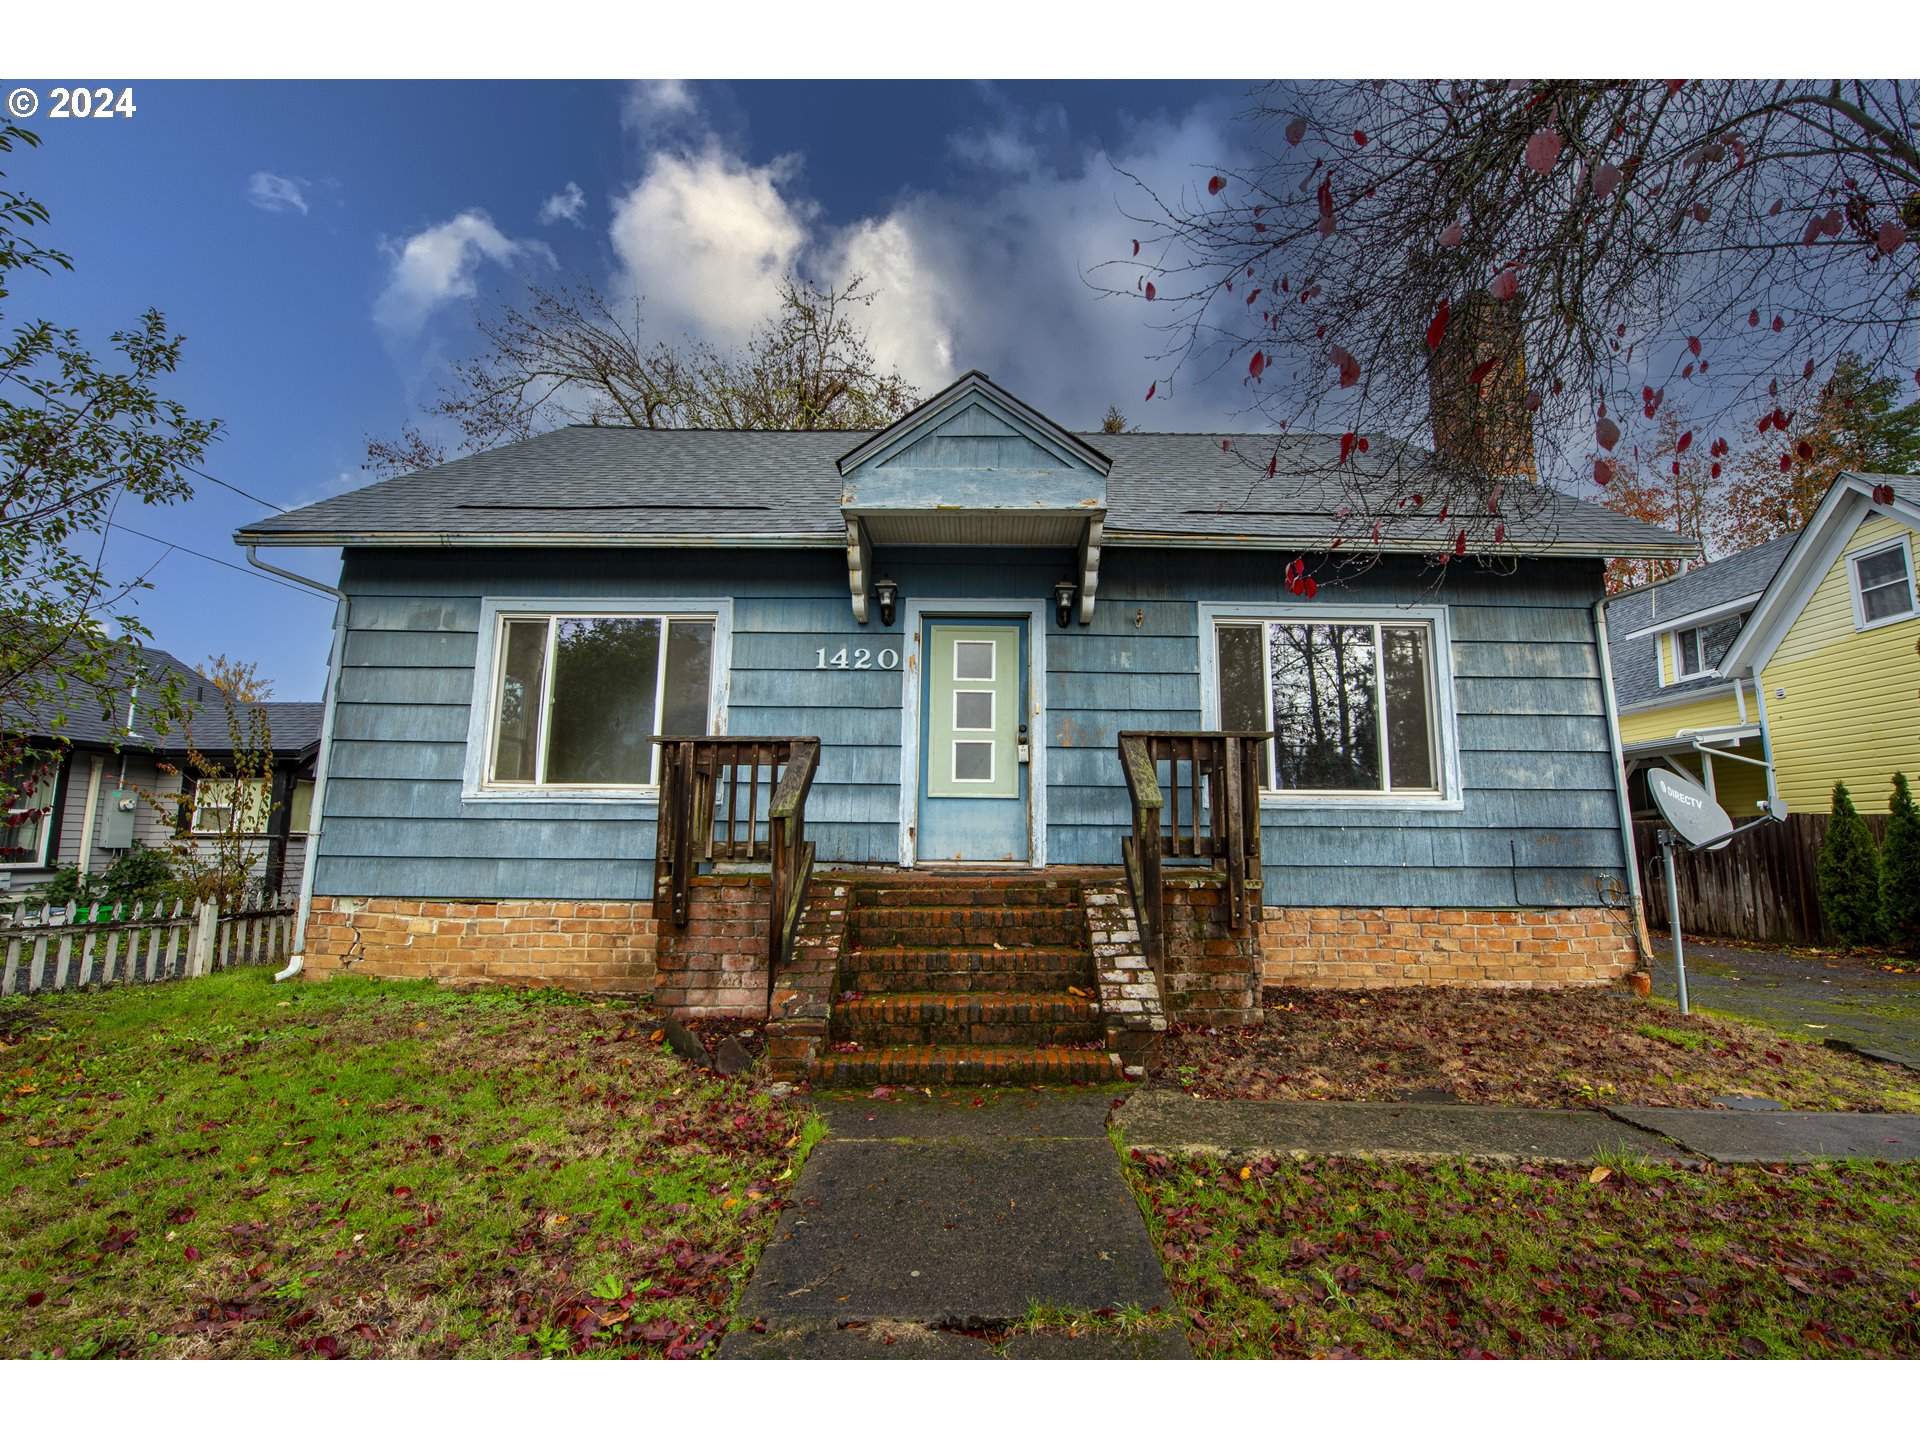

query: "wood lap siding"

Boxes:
[318, 548, 1626, 909]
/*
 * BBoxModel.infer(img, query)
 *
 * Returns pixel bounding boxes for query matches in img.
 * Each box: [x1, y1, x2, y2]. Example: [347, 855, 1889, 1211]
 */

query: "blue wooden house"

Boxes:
[238, 372, 1691, 1082]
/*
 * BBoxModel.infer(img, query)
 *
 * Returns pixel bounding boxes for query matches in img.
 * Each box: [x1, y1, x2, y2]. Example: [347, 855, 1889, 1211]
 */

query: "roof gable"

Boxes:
[1719, 473, 1920, 674]
[836, 371, 1111, 480]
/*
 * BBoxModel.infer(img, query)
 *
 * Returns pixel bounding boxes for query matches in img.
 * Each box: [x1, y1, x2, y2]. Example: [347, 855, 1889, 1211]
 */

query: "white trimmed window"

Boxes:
[1672, 612, 1745, 678]
[483, 611, 718, 790]
[190, 778, 272, 835]
[1850, 538, 1917, 628]
[2, 760, 58, 868]
[1212, 615, 1449, 800]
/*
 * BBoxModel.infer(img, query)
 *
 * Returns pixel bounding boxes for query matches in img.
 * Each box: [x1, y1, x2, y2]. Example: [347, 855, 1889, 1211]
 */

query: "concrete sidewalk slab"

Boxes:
[719, 1319, 1190, 1360]
[809, 1089, 1118, 1141]
[734, 1135, 1169, 1326]
[1115, 1091, 1689, 1163]
[1610, 1106, 1920, 1162]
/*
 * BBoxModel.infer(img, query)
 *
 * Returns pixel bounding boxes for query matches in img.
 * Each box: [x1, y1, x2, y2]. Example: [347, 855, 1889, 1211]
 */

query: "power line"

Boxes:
[107, 522, 329, 600]
[183, 463, 288, 513]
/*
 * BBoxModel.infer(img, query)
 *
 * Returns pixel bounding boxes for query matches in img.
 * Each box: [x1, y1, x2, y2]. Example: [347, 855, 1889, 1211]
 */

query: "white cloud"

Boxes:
[373, 210, 555, 337]
[621, 80, 700, 141]
[608, 143, 810, 348]
[839, 99, 1251, 427]
[248, 171, 310, 215]
[538, 181, 586, 227]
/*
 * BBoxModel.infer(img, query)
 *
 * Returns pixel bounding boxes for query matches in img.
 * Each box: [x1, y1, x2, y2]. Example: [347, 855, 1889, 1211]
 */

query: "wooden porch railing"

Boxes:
[1117, 731, 1268, 972]
[652, 736, 821, 1005]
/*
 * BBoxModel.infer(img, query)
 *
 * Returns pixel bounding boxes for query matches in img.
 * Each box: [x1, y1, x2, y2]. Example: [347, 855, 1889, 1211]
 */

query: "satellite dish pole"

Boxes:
[1646, 767, 1787, 1015]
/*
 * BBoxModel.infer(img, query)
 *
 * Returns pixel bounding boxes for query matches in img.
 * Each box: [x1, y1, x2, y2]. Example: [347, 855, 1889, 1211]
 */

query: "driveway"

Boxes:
[1652, 938, 1920, 1068]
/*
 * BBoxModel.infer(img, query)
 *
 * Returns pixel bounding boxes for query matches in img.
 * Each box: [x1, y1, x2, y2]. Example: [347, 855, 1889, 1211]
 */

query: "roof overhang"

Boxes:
[1621, 724, 1762, 762]
[837, 372, 1110, 623]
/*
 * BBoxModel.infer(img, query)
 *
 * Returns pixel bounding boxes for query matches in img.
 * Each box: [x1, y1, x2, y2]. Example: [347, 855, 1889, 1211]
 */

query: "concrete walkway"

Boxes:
[1652, 938, 1920, 1068]
[1115, 1090, 1920, 1164]
[720, 1090, 1189, 1360]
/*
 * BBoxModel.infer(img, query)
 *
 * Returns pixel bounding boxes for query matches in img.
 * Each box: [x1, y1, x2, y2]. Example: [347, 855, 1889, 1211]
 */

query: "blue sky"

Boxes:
[8, 79, 1256, 697]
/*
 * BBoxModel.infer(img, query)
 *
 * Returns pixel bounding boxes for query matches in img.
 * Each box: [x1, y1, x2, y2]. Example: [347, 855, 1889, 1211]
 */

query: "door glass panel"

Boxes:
[953, 690, 993, 730]
[953, 740, 994, 782]
[490, 619, 548, 783]
[546, 617, 660, 784]
[953, 640, 995, 681]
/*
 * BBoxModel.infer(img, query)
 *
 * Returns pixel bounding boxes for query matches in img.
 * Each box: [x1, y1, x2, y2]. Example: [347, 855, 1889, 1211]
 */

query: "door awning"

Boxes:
[838, 372, 1108, 623]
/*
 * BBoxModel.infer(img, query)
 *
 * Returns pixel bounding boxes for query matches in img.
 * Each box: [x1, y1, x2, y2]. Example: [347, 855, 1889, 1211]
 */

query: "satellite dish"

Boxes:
[1648, 767, 1735, 850]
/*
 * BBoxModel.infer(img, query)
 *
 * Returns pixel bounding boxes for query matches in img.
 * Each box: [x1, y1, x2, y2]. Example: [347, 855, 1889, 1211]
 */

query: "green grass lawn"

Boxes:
[1124, 1147, 1920, 1358]
[1, 971, 819, 1358]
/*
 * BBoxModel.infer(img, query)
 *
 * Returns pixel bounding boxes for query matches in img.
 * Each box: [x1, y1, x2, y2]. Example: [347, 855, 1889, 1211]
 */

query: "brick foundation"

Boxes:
[653, 873, 773, 1016]
[303, 896, 657, 993]
[1159, 872, 1263, 1025]
[1260, 905, 1639, 988]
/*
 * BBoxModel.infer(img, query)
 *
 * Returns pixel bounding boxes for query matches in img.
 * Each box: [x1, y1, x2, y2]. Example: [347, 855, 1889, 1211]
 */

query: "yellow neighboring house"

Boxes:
[1605, 472, 1920, 821]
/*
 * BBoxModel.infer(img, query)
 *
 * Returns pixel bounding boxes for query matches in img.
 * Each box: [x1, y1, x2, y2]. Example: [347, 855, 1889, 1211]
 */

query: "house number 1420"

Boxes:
[815, 646, 898, 670]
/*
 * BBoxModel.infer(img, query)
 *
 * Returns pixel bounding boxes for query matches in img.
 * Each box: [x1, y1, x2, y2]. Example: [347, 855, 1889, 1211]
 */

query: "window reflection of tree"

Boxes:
[1382, 627, 1435, 790]
[547, 618, 661, 784]
[1269, 623, 1379, 790]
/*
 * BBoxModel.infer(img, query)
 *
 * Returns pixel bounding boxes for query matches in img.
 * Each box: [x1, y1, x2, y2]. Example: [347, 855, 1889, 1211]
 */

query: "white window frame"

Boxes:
[462, 597, 733, 804]
[1197, 601, 1464, 812]
[190, 777, 272, 836]
[1, 761, 59, 869]
[1847, 534, 1918, 632]
[1670, 613, 1746, 680]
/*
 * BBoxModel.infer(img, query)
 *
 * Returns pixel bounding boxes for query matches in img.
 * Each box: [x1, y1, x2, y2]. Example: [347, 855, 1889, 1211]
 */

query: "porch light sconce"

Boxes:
[1052, 577, 1079, 629]
[872, 576, 899, 627]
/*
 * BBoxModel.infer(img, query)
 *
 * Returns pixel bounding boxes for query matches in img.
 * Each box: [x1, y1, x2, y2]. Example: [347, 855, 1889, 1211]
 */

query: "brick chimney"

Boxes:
[1428, 290, 1537, 481]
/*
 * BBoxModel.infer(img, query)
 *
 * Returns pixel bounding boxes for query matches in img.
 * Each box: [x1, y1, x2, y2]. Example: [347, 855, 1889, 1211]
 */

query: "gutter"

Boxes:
[237, 525, 1701, 562]
[1591, 593, 1657, 965]
[245, 546, 347, 983]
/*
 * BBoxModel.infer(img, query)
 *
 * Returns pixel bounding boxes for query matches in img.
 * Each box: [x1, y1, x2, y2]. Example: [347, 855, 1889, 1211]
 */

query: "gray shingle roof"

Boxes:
[2, 644, 321, 754]
[1605, 533, 1798, 710]
[238, 425, 1693, 558]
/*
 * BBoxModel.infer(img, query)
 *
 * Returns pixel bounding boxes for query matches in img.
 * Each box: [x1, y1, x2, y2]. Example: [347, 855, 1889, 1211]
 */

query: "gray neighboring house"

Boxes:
[235, 370, 1694, 1005]
[1, 643, 321, 897]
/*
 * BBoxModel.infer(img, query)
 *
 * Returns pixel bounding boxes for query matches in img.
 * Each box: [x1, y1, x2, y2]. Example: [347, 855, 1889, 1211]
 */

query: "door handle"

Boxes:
[1017, 722, 1031, 765]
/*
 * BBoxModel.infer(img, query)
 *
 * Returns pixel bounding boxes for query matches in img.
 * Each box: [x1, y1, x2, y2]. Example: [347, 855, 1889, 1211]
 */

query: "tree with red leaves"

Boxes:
[1598, 409, 1719, 592]
[1111, 80, 1918, 571]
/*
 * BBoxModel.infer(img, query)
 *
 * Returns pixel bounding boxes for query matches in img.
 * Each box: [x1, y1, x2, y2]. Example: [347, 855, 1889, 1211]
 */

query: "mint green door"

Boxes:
[917, 619, 1030, 863]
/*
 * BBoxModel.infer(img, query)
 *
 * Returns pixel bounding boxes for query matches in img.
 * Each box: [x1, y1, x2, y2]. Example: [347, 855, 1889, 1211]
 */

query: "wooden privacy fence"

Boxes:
[1117, 731, 1268, 973]
[1633, 813, 1887, 947]
[1, 892, 297, 998]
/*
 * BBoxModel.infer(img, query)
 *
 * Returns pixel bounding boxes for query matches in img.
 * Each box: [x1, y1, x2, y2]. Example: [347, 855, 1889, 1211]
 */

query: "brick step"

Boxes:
[832, 991, 1101, 1046]
[808, 1043, 1120, 1087]
[844, 946, 1095, 993]
[849, 904, 1086, 949]
[844, 882, 1085, 910]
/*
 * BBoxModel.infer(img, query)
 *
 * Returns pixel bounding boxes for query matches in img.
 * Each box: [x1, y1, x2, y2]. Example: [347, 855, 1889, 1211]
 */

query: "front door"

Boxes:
[916, 617, 1031, 863]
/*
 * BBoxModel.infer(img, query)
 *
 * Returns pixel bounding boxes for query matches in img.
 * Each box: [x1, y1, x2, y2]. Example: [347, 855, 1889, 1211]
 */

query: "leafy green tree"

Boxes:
[1881, 772, 1920, 951]
[1817, 782, 1884, 948]
[1, 124, 222, 807]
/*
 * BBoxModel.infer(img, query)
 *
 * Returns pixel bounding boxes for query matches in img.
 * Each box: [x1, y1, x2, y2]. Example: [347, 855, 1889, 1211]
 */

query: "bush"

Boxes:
[1817, 782, 1884, 948]
[1882, 773, 1920, 951]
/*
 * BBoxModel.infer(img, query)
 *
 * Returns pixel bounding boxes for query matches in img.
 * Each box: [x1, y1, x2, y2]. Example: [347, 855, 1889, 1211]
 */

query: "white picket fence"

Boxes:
[0, 894, 296, 998]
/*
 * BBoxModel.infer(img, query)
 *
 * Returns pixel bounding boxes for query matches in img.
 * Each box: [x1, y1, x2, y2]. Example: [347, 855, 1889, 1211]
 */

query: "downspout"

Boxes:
[1591, 594, 1657, 964]
[246, 546, 346, 982]
[75, 754, 106, 874]
[1750, 673, 1782, 817]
